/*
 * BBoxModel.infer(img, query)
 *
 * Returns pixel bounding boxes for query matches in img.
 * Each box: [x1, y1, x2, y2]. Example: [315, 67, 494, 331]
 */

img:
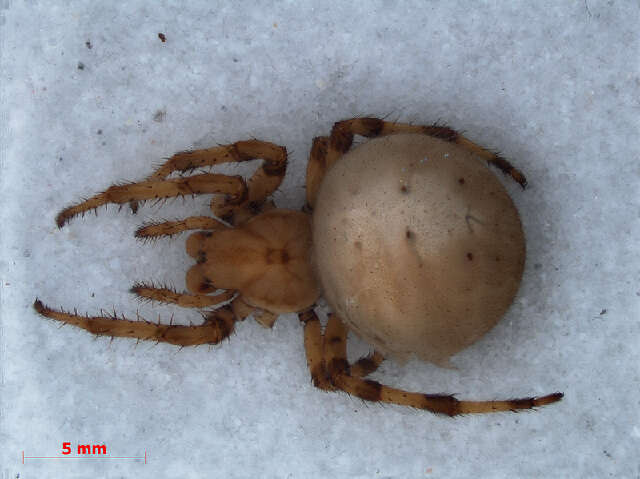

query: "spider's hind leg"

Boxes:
[350, 350, 384, 379]
[297, 310, 383, 389]
[325, 117, 527, 188]
[303, 313, 562, 416]
[298, 309, 334, 390]
[304, 136, 329, 210]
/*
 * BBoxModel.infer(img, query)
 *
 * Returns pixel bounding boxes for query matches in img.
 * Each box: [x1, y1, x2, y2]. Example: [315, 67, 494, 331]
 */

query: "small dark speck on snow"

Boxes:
[153, 110, 166, 122]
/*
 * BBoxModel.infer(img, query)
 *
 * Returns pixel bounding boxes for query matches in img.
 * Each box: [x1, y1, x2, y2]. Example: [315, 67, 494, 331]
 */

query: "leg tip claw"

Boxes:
[535, 392, 564, 406]
[55, 213, 68, 228]
[33, 298, 46, 314]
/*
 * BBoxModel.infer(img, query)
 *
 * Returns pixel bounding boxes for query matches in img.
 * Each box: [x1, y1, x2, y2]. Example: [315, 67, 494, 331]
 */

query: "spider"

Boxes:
[35, 117, 562, 416]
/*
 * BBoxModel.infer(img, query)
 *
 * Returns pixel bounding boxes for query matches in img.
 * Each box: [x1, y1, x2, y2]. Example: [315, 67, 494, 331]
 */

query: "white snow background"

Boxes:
[1, 2, 639, 478]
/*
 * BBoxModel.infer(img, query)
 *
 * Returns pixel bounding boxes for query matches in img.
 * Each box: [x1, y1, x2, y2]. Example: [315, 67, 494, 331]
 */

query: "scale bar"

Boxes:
[25, 456, 145, 459]
[22, 450, 147, 463]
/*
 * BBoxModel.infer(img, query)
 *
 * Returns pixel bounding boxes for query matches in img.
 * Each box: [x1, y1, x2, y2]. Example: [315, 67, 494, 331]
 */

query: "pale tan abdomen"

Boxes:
[312, 134, 525, 365]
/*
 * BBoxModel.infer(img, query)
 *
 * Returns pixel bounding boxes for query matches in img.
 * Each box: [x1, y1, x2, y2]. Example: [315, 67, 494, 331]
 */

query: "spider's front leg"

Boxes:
[134, 216, 227, 240]
[56, 174, 245, 228]
[204, 140, 287, 225]
[33, 300, 237, 347]
[56, 139, 287, 228]
[147, 139, 287, 226]
[130, 282, 235, 308]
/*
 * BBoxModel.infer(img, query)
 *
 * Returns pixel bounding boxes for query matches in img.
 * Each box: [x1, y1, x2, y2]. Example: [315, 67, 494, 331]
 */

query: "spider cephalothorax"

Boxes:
[35, 117, 562, 416]
[185, 208, 318, 315]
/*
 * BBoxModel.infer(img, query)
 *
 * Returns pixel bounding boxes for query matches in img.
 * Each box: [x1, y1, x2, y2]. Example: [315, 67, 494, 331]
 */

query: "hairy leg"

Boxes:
[311, 314, 562, 416]
[322, 313, 351, 380]
[297, 311, 381, 386]
[56, 174, 245, 228]
[205, 141, 287, 225]
[304, 136, 329, 209]
[130, 283, 235, 308]
[350, 351, 384, 378]
[216, 198, 276, 228]
[135, 216, 227, 240]
[34, 300, 236, 347]
[58, 139, 286, 228]
[148, 140, 286, 181]
[231, 296, 277, 328]
[298, 309, 334, 390]
[150, 139, 287, 225]
[311, 118, 526, 197]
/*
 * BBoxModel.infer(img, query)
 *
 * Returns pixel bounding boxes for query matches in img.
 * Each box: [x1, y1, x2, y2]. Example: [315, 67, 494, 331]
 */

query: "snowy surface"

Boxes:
[1, 2, 639, 478]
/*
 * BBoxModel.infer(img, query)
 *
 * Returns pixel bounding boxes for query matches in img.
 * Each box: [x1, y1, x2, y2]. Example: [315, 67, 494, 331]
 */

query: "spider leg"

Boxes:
[204, 141, 287, 225]
[317, 117, 526, 192]
[130, 282, 235, 308]
[297, 310, 383, 387]
[322, 312, 351, 377]
[148, 140, 286, 181]
[320, 313, 385, 378]
[298, 309, 334, 390]
[33, 300, 236, 347]
[314, 314, 562, 416]
[56, 174, 245, 228]
[231, 296, 278, 328]
[217, 198, 277, 228]
[304, 136, 329, 209]
[135, 216, 227, 240]
[350, 350, 384, 379]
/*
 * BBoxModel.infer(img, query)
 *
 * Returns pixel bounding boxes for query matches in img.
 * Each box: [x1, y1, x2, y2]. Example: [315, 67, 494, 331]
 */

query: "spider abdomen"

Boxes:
[312, 134, 525, 365]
